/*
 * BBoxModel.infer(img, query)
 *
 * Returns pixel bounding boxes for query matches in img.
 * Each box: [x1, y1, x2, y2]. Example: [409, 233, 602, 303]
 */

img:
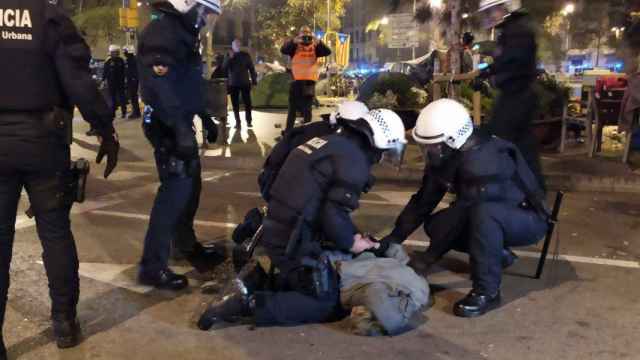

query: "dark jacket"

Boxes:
[104, 56, 126, 89]
[265, 130, 376, 256]
[0, 0, 113, 137]
[124, 53, 139, 85]
[387, 134, 547, 244]
[280, 39, 332, 58]
[138, 8, 205, 131]
[490, 11, 537, 92]
[259, 120, 337, 200]
[223, 51, 257, 88]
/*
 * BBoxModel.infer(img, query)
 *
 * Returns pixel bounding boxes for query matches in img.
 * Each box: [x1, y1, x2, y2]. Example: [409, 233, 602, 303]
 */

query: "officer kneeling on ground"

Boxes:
[198, 109, 407, 330]
[380, 99, 549, 318]
[137, 0, 225, 291]
[0, 0, 119, 353]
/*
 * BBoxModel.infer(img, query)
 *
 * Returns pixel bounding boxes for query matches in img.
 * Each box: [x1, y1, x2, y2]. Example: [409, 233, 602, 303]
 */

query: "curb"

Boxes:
[202, 156, 640, 194]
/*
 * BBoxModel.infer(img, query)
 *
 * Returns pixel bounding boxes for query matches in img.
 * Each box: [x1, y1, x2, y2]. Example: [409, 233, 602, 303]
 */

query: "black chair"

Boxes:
[534, 191, 565, 279]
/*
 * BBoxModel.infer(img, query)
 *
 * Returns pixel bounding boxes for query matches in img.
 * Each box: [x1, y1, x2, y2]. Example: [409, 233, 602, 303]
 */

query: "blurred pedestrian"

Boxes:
[224, 39, 258, 128]
[281, 26, 331, 133]
[123, 46, 141, 119]
[103, 45, 127, 119]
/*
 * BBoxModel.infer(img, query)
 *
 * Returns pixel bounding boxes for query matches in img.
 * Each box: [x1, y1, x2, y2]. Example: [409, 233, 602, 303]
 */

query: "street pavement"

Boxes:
[3, 110, 640, 359]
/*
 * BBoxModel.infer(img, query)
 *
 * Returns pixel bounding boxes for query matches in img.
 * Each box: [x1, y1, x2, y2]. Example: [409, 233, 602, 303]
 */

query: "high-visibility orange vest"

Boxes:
[291, 44, 319, 81]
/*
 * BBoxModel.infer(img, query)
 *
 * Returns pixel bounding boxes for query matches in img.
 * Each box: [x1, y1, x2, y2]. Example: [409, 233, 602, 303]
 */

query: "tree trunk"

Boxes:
[447, 0, 462, 74]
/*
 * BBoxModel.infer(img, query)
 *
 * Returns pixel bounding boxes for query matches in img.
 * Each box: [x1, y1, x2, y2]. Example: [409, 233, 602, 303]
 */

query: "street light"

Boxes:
[430, 0, 443, 10]
[381, 16, 389, 25]
[561, 3, 575, 16]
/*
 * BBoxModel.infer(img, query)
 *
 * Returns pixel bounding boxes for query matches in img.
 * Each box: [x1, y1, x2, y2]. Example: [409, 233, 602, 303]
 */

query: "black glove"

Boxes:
[96, 128, 120, 179]
[202, 116, 218, 143]
[174, 126, 198, 159]
[471, 77, 485, 92]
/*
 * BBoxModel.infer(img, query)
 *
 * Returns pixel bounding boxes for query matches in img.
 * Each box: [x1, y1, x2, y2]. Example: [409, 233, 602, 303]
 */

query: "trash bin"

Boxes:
[206, 78, 228, 121]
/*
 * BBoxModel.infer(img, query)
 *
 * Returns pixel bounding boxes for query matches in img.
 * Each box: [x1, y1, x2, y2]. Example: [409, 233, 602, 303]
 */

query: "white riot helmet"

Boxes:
[413, 99, 473, 150]
[361, 109, 408, 166]
[329, 101, 369, 125]
[108, 45, 120, 53]
[478, 0, 521, 13]
[165, 0, 222, 14]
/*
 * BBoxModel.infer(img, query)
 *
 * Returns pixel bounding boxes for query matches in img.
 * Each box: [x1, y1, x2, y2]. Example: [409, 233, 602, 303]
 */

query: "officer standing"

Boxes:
[103, 45, 127, 119]
[281, 26, 332, 132]
[137, 0, 225, 290]
[475, 0, 544, 188]
[123, 46, 141, 119]
[198, 109, 407, 330]
[381, 99, 548, 317]
[0, 0, 119, 354]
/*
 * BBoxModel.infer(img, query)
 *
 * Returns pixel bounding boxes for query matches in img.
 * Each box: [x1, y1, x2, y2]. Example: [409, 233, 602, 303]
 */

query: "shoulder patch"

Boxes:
[306, 137, 327, 149]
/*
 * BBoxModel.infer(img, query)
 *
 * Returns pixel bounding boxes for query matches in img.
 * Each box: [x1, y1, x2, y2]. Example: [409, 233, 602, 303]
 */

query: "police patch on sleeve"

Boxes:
[0, 2, 42, 49]
[307, 137, 328, 149]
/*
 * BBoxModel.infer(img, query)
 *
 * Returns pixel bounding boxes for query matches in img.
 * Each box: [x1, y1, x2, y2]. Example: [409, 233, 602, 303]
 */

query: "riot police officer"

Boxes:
[198, 109, 407, 330]
[137, 0, 225, 290]
[0, 0, 119, 353]
[258, 101, 369, 201]
[381, 99, 549, 317]
[123, 46, 141, 119]
[476, 0, 544, 188]
[103, 45, 127, 119]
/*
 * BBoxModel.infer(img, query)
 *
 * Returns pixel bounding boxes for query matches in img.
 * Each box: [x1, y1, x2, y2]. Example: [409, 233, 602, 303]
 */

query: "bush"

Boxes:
[251, 72, 291, 108]
[357, 72, 428, 110]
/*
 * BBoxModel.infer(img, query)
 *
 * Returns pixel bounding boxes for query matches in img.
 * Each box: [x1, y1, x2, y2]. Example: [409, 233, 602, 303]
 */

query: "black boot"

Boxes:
[138, 268, 189, 291]
[52, 314, 81, 349]
[185, 243, 227, 273]
[501, 248, 519, 269]
[197, 282, 254, 330]
[197, 260, 266, 330]
[453, 290, 501, 318]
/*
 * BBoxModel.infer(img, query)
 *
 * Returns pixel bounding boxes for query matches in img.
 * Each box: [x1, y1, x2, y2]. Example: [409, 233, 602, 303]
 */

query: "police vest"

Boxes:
[291, 44, 319, 81]
[0, 0, 63, 111]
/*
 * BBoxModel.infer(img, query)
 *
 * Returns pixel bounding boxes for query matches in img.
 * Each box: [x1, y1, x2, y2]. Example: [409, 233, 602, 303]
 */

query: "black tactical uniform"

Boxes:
[483, 10, 544, 189]
[124, 50, 141, 118]
[137, 4, 224, 290]
[0, 0, 118, 351]
[200, 127, 379, 329]
[258, 119, 337, 201]
[103, 54, 127, 118]
[384, 132, 548, 316]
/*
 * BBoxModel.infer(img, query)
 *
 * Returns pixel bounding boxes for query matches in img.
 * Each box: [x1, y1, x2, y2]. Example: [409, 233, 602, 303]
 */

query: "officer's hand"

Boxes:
[206, 123, 218, 144]
[175, 126, 198, 159]
[350, 234, 379, 254]
[96, 130, 120, 179]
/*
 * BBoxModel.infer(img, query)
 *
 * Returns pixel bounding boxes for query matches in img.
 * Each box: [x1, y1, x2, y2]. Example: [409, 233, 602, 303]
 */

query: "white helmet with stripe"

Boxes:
[166, 0, 222, 14]
[478, 0, 521, 13]
[413, 99, 473, 150]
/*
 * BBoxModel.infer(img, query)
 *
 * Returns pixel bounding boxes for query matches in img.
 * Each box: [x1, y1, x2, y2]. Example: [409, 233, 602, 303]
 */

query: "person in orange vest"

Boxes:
[281, 26, 332, 132]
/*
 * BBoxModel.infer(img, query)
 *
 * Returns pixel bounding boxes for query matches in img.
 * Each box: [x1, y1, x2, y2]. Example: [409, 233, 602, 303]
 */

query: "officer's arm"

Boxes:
[315, 41, 332, 58]
[322, 184, 362, 251]
[388, 172, 447, 243]
[280, 40, 297, 56]
[49, 15, 113, 132]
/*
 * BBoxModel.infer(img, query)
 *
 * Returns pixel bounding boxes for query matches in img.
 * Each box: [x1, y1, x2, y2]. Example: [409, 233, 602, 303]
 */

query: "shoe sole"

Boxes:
[56, 337, 80, 349]
[138, 278, 189, 291]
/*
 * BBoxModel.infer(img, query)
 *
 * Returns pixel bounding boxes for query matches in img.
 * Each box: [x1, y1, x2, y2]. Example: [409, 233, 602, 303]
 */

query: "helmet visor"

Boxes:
[380, 142, 407, 168]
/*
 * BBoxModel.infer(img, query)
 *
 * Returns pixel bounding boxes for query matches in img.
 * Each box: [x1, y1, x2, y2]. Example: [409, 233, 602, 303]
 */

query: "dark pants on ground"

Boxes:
[426, 202, 547, 295]
[0, 114, 79, 330]
[286, 81, 314, 132]
[486, 87, 545, 189]
[253, 217, 341, 326]
[108, 83, 127, 118]
[140, 149, 202, 274]
[127, 80, 141, 117]
[229, 86, 252, 126]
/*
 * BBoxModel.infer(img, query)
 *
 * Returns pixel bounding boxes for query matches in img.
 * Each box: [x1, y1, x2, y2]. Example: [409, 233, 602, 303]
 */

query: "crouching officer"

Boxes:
[137, 0, 225, 291]
[198, 109, 407, 329]
[0, 0, 119, 353]
[381, 99, 549, 317]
